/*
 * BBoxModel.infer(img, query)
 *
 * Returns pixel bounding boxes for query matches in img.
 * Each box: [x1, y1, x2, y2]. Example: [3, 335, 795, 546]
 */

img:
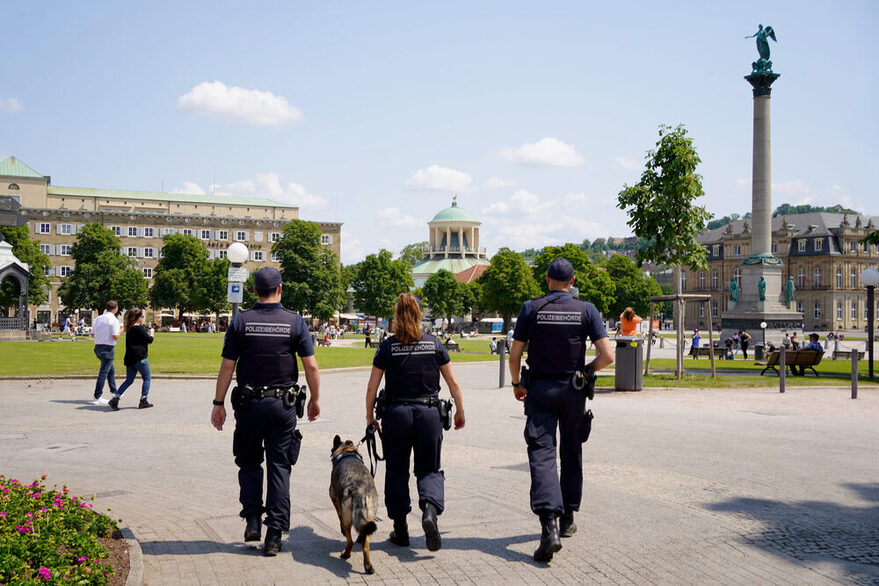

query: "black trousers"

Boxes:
[381, 402, 444, 520]
[233, 397, 301, 531]
[523, 379, 586, 517]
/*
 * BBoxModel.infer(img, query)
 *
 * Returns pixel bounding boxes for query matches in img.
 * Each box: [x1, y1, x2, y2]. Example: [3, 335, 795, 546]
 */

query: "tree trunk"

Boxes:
[674, 265, 683, 379]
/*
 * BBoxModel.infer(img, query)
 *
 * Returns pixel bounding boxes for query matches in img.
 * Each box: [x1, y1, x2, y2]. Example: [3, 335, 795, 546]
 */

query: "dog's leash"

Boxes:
[359, 425, 384, 478]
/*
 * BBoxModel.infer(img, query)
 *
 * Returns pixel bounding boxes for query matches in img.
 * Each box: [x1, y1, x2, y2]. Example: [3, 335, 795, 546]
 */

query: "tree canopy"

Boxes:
[58, 223, 148, 311]
[0, 225, 51, 310]
[601, 254, 662, 317]
[149, 234, 211, 320]
[397, 241, 428, 268]
[351, 249, 413, 319]
[531, 244, 616, 315]
[479, 247, 540, 331]
[422, 269, 464, 329]
[273, 219, 345, 320]
[617, 124, 711, 271]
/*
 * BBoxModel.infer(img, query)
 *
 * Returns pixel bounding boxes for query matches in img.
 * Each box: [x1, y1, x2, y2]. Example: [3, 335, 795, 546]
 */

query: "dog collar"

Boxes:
[332, 449, 364, 466]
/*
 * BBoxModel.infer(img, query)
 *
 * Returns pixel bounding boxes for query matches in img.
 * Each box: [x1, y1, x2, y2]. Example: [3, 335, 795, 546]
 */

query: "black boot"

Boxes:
[263, 528, 282, 556]
[533, 515, 562, 562]
[559, 509, 577, 538]
[244, 515, 262, 542]
[138, 397, 153, 409]
[422, 502, 441, 552]
[389, 518, 410, 546]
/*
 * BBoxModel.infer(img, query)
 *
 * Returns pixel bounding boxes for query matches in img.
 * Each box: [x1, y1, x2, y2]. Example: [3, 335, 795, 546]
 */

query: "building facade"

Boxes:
[681, 212, 878, 332]
[0, 157, 342, 325]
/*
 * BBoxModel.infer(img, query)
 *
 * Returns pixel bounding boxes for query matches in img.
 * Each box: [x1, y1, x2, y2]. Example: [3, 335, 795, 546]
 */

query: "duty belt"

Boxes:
[391, 395, 441, 407]
[531, 372, 574, 381]
[245, 385, 294, 399]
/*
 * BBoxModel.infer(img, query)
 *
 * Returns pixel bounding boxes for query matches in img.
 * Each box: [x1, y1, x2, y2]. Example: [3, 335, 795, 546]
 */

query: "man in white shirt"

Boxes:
[91, 300, 121, 405]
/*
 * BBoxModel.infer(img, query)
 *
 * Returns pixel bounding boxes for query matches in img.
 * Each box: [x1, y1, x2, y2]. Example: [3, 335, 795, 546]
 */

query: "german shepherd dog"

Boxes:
[330, 436, 378, 574]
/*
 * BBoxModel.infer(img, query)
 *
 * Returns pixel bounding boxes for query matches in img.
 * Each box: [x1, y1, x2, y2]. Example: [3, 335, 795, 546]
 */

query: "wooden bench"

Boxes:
[690, 346, 721, 357]
[832, 349, 864, 360]
[761, 350, 824, 377]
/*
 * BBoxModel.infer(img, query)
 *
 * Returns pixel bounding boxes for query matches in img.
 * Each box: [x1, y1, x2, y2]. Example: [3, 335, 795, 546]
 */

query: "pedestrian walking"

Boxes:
[508, 258, 614, 562]
[690, 329, 701, 359]
[739, 330, 752, 360]
[108, 308, 154, 410]
[365, 293, 465, 552]
[90, 301, 121, 405]
[211, 267, 321, 556]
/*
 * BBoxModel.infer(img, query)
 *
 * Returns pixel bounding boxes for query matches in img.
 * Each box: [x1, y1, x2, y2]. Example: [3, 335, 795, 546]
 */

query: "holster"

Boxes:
[520, 366, 532, 390]
[374, 388, 387, 421]
[438, 398, 453, 431]
[295, 385, 307, 418]
[579, 408, 594, 443]
[230, 386, 251, 412]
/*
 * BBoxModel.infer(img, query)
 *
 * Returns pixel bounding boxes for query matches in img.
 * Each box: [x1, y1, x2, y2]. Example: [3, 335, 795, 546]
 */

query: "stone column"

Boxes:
[745, 72, 780, 260]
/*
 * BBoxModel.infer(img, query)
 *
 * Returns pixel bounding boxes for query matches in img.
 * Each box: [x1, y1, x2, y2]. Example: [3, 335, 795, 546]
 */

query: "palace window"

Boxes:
[128, 226, 138, 237]
[771, 242, 778, 254]
[59, 245, 72, 256]
[850, 301, 857, 319]
[797, 268, 805, 288]
[681, 272, 687, 291]
[712, 245, 719, 256]
[321, 234, 333, 245]
[127, 247, 137, 257]
[161, 228, 175, 236]
[712, 272, 718, 290]
[218, 230, 228, 241]
[698, 272, 705, 290]
[734, 268, 741, 287]
[733, 244, 741, 256]
[143, 248, 154, 258]
[60, 223, 74, 235]
[271, 232, 281, 243]
[864, 242, 870, 253]
[813, 302, 821, 319]
[182, 229, 193, 237]
[813, 268, 822, 288]
[836, 267, 842, 288]
[235, 231, 247, 241]
[850, 241, 857, 253]
[271, 252, 280, 262]
[851, 268, 857, 288]
[699, 302, 705, 318]
[143, 227, 155, 238]
[201, 229, 211, 240]
[143, 268, 152, 278]
[217, 250, 227, 259]
[797, 301, 804, 313]
[59, 266, 73, 277]
[40, 244, 51, 255]
[814, 238, 823, 251]
[711, 300, 718, 318]
[43, 266, 53, 276]
[837, 301, 843, 319]
[798, 240, 806, 252]
[38, 223, 51, 234]
[252, 251, 265, 261]
[111, 225, 122, 236]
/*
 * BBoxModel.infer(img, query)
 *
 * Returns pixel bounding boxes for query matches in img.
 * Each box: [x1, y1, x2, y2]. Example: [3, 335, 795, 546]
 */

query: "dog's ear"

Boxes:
[332, 435, 342, 451]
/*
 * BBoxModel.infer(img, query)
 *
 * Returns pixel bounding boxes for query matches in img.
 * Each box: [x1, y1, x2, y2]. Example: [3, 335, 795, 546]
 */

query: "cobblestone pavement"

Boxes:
[1, 363, 877, 585]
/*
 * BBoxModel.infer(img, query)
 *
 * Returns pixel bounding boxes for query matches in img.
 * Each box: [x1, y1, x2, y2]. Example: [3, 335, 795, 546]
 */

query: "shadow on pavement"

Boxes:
[439, 533, 541, 565]
[138, 539, 254, 556]
[288, 525, 376, 578]
[707, 482, 879, 583]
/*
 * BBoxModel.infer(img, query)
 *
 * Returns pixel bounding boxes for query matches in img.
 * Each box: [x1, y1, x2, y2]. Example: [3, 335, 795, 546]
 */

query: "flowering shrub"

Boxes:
[0, 474, 120, 584]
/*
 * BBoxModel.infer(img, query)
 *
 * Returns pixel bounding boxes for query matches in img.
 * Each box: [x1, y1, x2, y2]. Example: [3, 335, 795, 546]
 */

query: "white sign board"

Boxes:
[227, 267, 248, 283]
[227, 282, 243, 304]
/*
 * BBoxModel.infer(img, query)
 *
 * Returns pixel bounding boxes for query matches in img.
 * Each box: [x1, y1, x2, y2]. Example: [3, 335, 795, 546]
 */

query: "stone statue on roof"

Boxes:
[746, 24, 777, 74]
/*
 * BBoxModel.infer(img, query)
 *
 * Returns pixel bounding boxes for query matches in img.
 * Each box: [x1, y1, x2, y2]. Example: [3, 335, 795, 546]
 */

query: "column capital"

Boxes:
[745, 72, 780, 97]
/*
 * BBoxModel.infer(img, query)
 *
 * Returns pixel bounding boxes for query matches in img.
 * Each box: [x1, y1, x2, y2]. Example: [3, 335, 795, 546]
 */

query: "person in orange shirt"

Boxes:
[619, 307, 642, 337]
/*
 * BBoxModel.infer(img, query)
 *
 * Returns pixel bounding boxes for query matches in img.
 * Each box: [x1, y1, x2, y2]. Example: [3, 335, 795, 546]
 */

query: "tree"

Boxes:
[195, 257, 231, 323]
[0, 225, 51, 311]
[422, 270, 462, 330]
[273, 219, 345, 320]
[479, 247, 541, 331]
[617, 124, 712, 378]
[531, 244, 616, 315]
[149, 234, 211, 322]
[601, 254, 662, 317]
[351, 250, 413, 320]
[58, 223, 148, 311]
[397, 241, 428, 268]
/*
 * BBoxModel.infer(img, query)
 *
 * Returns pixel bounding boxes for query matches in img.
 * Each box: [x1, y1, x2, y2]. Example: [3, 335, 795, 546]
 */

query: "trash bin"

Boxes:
[614, 336, 643, 391]
[754, 344, 765, 361]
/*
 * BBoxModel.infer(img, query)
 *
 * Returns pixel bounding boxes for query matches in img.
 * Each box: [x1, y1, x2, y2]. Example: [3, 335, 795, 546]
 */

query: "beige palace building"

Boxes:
[679, 212, 878, 333]
[0, 156, 342, 326]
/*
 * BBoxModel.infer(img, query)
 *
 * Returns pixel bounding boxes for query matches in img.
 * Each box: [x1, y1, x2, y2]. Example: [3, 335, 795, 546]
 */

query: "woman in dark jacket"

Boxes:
[365, 293, 465, 552]
[109, 308, 154, 410]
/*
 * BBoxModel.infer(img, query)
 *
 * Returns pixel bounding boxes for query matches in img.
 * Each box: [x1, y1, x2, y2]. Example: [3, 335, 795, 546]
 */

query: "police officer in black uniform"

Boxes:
[365, 293, 465, 552]
[211, 267, 321, 556]
[509, 258, 614, 562]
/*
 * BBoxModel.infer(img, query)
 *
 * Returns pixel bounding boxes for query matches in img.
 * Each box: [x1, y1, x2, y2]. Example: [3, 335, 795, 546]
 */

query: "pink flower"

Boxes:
[33, 492, 41, 499]
[77, 556, 88, 563]
[84, 567, 91, 574]
[41, 473, 48, 480]
[38, 567, 51, 580]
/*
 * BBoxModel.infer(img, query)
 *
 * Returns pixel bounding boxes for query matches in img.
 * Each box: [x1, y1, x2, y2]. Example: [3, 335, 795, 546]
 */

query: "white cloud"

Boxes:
[341, 236, 367, 265]
[171, 181, 206, 195]
[376, 207, 421, 228]
[772, 180, 809, 196]
[510, 189, 541, 210]
[177, 81, 302, 127]
[482, 201, 510, 215]
[0, 98, 23, 113]
[613, 156, 639, 170]
[405, 164, 474, 192]
[497, 137, 584, 168]
[563, 192, 589, 209]
[483, 176, 516, 189]
[175, 171, 327, 209]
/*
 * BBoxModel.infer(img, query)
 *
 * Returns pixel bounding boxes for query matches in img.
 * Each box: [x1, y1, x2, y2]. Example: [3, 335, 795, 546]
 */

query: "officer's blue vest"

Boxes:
[526, 293, 588, 375]
[234, 306, 301, 387]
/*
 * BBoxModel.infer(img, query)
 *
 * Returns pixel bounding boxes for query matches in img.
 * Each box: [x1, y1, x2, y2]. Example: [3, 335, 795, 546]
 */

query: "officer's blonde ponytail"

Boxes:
[394, 294, 422, 346]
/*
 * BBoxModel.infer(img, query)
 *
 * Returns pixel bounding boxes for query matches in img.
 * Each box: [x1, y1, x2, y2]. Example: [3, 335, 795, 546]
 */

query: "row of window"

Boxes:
[33, 222, 335, 246]
[710, 239, 875, 257]
[683, 266, 874, 291]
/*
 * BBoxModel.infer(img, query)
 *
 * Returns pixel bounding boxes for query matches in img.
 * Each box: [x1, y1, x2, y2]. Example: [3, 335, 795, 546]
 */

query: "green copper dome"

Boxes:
[430, 202, 479, 223]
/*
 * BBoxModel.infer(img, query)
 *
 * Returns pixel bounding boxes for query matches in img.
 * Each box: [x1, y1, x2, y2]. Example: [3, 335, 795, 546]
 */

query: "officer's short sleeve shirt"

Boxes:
[373, 334, 450, 398]
[512, 290, 607, 343]
[221, 303, 314, 361]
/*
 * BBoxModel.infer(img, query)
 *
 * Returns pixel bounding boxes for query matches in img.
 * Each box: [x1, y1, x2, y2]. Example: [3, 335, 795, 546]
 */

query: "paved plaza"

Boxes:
[1, 362, 878, 585]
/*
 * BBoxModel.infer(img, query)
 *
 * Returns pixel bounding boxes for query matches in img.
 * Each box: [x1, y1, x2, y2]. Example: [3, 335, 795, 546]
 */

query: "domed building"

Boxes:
[411, 196, 490, 288]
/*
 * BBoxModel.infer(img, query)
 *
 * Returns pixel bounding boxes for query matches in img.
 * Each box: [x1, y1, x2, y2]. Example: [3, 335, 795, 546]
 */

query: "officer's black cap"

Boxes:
[547, 258, 574, 281]
[254, 267, 282, 290]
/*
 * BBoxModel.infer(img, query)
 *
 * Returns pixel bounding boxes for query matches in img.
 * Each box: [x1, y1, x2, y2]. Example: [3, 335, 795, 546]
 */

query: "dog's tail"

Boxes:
[353, 494, 378, 543]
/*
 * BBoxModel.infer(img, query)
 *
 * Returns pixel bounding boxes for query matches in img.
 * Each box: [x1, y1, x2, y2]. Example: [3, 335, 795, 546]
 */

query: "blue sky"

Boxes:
[2, 1, 877, 264]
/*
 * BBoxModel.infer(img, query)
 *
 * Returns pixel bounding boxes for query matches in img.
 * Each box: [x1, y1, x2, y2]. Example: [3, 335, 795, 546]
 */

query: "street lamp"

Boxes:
[861, 268, 879, 379]
[760, 321, 767, 347]
[227, 243, 249, 319]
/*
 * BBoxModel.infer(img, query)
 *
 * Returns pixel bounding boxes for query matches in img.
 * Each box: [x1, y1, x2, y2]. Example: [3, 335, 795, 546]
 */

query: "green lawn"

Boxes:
[0, 334, 496, 377]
